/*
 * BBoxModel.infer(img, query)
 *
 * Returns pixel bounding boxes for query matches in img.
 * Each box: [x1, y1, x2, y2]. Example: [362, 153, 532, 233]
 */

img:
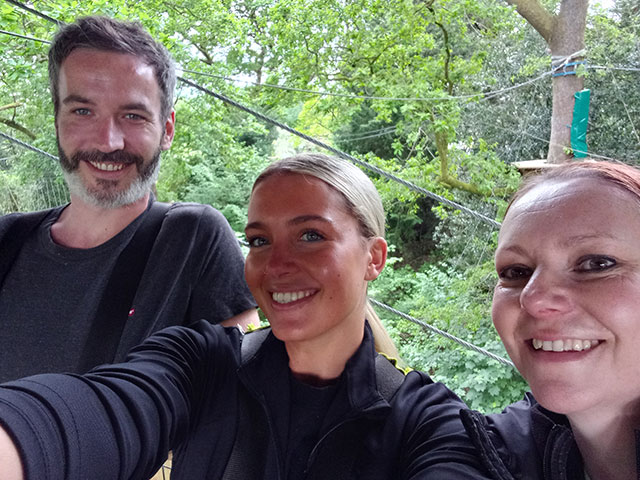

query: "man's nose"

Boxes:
[93, 117, 125, 153]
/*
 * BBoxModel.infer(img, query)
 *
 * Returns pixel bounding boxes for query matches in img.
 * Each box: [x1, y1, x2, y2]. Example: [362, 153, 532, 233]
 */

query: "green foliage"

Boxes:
[371, 258, 528, 412]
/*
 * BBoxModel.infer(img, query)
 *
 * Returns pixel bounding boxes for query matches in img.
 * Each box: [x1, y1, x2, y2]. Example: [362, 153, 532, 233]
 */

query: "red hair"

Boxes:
[507, 160, 640, 214]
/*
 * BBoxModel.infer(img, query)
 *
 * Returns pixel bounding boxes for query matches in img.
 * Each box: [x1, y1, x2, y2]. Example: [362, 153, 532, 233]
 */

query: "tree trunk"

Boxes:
[507, 0, 589, 163]
[547, 0, 587, 162]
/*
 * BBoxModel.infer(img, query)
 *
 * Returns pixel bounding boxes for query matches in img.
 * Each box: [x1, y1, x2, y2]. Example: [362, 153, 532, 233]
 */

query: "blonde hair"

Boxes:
[254, 153, 402, 362]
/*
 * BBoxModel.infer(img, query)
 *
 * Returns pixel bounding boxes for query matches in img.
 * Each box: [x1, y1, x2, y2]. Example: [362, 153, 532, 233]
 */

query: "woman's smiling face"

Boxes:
[493, 176, 640, 416]
[244, 173, 385, 348]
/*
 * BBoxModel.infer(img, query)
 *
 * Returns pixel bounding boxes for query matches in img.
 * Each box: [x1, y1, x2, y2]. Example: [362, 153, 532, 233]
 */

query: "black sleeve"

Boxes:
[187, 204, 256, 323]
[0, 321, 238, 480]
[395, 373, 495, 479]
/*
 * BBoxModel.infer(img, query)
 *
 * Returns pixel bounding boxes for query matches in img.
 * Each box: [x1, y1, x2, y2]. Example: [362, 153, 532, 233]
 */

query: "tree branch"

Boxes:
[0, 118, 37, 140]
[434, 130, 483, 195]
[193, 42, 214, 65]
[504, 0, 555, 43]
[0, 102, 22, 113]
[433, 19, 453, 95]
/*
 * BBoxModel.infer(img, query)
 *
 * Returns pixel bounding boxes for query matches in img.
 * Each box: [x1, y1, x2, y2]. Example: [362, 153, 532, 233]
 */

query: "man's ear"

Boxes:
[160, 110, 176, 150]
[365, 237, 387, 281]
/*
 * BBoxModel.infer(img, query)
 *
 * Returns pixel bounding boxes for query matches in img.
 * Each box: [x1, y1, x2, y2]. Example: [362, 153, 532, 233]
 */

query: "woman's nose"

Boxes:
[519, 269, 573, 318]
[263, 243, 296, 276]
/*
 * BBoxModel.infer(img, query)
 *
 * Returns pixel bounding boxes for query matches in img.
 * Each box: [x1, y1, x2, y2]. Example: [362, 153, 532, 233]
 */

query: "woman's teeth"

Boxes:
[272, 291, 313, 304]
[532, 338, 600, 352]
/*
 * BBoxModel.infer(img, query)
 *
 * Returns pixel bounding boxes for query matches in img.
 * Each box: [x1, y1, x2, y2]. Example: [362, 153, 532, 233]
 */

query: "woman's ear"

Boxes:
[365, 237, 387, 281]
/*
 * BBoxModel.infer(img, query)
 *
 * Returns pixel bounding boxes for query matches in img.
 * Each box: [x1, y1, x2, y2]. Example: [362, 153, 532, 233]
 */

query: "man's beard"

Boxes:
[58, 142, 161, 209]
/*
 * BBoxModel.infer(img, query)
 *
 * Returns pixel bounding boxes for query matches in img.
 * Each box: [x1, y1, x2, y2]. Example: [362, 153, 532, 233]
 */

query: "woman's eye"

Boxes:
[246, 236, 268, 248]
[300, 230, 324, 242]
[575, 255, 616, 272]
[498, 265, 532, 281]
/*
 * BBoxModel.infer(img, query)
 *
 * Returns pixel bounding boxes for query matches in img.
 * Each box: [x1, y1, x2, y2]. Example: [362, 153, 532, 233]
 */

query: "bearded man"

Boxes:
[0, 16, 257, 382]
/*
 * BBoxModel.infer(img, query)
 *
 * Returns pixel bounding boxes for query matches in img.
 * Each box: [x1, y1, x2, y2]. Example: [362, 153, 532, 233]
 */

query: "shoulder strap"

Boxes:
[222, 383, 270, 479]
[374, 354, 405, 402]
[0, 209, 52, 288]
[222, 328, 272, 479]
[78, 201, 170, 372]
[240, 327, 271, 364]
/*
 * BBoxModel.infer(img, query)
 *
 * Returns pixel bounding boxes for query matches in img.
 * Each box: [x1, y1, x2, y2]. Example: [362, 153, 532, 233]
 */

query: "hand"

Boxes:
[0, 424, 23, 480]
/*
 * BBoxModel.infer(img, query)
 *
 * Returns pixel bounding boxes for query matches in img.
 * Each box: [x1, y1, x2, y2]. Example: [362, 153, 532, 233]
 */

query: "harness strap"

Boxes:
[222, 383, 270, 479]
[374, 354, 405, 401]
[460, 410, 516, 480]
[78, 201, 170, 372]
[240, 327, 271, 363]
[222, 327, 271, 479]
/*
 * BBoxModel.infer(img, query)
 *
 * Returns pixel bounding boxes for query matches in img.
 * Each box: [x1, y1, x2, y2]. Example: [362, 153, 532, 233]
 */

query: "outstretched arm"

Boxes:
[0, 424, 23, 480]
[219, 307, 259, 330]
[0, 321, 238, 480]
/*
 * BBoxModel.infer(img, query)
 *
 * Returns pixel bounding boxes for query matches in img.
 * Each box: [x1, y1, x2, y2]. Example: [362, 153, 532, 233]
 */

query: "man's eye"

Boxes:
[575, 255, 616, 272]
[73, 108, 91, 116]
[300, 231, 324, 242]
[498, 265, 532, 281]
[125, 113, 144, 120]
[246, 236, 268, 248]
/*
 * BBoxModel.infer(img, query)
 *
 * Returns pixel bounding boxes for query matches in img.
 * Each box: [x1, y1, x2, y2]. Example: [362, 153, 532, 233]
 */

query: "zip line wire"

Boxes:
[0, 29, 51, 44]
[369, 299, 514, 368]
[180, 62, 639, 102]
[4, 0, 62, 25]
[0, 131, 58, 161]
[179, 67, 546, 102]
[2, 20, 633, 163]
[177, 76, 502, 229]
[1, 25, 637, 101]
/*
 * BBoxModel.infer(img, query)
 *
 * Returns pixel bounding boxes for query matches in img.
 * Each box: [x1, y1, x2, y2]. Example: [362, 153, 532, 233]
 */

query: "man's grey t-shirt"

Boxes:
[0, 206, 140, 380]
[0, 201, 256, 383]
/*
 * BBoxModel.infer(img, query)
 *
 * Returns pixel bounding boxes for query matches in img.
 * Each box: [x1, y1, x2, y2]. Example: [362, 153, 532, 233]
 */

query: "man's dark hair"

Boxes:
[48, 16, 176, 120]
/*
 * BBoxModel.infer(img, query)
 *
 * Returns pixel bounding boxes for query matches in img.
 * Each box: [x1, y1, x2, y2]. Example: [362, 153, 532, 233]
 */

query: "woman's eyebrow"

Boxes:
[245, 215, 333, 231]
[288, 215, 332, 225]
[499, 233, 619, 253]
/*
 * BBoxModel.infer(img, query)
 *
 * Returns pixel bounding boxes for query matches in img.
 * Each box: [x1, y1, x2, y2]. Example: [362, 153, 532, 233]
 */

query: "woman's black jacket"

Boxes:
[461, 393, 589, 480]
